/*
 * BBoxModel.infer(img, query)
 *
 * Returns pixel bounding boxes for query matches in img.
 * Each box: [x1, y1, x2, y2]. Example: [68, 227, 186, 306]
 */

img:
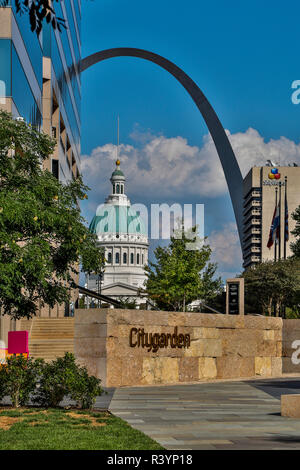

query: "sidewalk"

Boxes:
[109, 377, 300, 450]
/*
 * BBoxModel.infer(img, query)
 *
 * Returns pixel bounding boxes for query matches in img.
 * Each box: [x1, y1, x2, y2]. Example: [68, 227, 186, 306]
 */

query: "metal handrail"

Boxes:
[76, 285, 123, 308]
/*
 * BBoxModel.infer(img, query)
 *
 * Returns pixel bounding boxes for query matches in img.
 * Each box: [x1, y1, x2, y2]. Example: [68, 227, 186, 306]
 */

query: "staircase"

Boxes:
[19, 317, 75, 361]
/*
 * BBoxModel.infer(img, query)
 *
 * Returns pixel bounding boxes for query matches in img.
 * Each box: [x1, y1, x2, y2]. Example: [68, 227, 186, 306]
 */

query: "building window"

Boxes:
[115, 252, 120, 264]
[121, 185, 123, 194]
[142, 254, 144, 265]
[130, 253, 134, 264]
[107, 252, 112, 263]
[116, 184, 120, 194]
[51, 159, 59, 179]
[123, 253, 127, 264]
[137, 253, 140, 264]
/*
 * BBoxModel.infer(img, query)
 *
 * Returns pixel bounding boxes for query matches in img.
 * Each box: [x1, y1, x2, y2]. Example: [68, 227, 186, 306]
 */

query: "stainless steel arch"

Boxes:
[81, 48, 243, 245]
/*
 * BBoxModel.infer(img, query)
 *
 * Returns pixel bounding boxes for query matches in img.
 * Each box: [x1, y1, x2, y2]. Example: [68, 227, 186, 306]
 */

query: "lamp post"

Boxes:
[97, 271, 104, 308]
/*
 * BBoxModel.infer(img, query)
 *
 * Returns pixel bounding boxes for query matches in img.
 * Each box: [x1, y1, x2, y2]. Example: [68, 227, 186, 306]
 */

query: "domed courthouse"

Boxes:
[86, 160, 149, 306]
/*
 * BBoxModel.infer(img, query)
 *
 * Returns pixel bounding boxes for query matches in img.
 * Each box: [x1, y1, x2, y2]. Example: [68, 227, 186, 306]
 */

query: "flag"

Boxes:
[267, 203, 280, 248]
[285, 189, 289, 242]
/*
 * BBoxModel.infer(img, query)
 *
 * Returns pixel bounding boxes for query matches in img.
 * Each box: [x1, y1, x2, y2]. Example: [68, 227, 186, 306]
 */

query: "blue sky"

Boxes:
[79, 0, 300, 280]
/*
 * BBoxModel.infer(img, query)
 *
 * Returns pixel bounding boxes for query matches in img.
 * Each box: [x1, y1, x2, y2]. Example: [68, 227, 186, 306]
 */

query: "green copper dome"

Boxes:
[89, 159, 147, 237]
[111, 169, 124, 177]
[89, 204, 147, 236]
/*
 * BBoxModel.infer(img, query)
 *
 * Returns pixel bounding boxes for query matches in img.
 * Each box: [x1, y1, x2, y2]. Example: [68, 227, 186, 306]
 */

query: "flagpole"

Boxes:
[274, 187, 278, 261]
[278, 182, 282, 260]
[284, 176, 288, 260]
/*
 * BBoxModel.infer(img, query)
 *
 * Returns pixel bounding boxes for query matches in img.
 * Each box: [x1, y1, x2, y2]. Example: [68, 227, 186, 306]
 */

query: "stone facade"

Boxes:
[74, 309, 283, 387]
[282, 319, 300, 374]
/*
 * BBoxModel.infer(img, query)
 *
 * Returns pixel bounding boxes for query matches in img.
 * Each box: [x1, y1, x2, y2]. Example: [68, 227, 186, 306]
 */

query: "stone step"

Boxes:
[31, 322, 74, 325]
[29, 338, 74, 344]
[24, 317, 75, 361]
[31, 332, 74, 337]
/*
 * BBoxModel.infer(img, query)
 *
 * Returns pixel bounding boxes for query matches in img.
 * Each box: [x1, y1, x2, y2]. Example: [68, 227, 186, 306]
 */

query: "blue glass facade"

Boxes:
[47, 26, 81, 155]
[11, 44, 42, 128]
[0, 39, 11, 97]
[43, 0, 81, 160]
[0, 1, 81, 156]
[11, 1, 43, 90]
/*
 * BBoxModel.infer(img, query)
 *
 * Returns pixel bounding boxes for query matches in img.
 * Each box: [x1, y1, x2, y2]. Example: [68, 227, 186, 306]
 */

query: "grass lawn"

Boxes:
[0, 408, 164, 450]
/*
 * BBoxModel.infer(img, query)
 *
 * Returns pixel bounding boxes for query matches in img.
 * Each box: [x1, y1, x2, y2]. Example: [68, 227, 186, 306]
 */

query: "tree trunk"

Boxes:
[183, 292, 186, 312]
[12, 389, 19, 408]
[267, 298, 272, 316]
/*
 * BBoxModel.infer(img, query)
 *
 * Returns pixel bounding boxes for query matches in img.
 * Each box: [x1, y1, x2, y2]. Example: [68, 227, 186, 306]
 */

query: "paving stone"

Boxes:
[109, 377, 300, 450]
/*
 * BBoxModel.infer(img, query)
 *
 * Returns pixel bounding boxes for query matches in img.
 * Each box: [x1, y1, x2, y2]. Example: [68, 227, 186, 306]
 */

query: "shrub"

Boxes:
[33, 352, 102, 409]
[69, 365, 103, 409]
[0, 355, 42, 407]
[33, 352, 79, 408]
[0, 352, 102, 409]
[0, 366, 7, 403]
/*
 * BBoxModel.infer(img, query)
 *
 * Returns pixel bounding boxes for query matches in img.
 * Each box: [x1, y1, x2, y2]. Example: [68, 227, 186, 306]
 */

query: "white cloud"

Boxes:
[208, 222, 242, 271]
[81, 128, 300, 204]
[228, 128, 300, 176]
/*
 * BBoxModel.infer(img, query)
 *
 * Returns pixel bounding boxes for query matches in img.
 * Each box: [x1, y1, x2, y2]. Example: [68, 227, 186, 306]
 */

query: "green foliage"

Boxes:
[0, 408, 163, 450]
[69, 366, 103, 410]
[202, 291, 226, 314]
[201, 262, 223, 305]
[241, 258, 300, 316]
[78, 296, 86, 309]
[0, 355, 43, 407]
[33, 353, 78, 408]
[145, 223, 222, 311]
[32, 353, 102, 409]
[118, 297, 138, 309]
[291, 205, 300, 258]
[0, 111, 104, 319]
[0, 1, 66, 36]
[0, 367, 7, 402]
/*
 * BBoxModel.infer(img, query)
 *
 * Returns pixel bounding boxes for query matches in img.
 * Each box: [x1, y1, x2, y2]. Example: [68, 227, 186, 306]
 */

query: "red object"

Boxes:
[8, 331, 29, 354]
[275, 173, 280, 179]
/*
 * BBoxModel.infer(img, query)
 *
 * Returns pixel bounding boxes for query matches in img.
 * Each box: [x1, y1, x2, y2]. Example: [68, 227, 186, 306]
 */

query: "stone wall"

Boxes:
[282, 320, 300, 374]
[74, 309, 283, 387]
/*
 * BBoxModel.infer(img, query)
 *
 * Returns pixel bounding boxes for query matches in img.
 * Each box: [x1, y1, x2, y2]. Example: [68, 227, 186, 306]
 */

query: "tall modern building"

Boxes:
[243, 165, 300, 268]
[0, 1, 81, 315]
[86, 159, 149, 307]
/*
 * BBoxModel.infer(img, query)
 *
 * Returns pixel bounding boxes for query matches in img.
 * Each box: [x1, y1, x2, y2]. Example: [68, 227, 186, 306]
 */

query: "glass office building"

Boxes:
[0, 0, 81, 183]
[0, 1, 81, 316]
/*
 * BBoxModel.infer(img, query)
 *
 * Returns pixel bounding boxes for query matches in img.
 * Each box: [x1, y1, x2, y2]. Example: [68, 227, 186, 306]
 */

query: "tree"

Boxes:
[145, 224, 222, 312]
[201, 262, 223, 306]
[291, 205, 300, 258]
[78, 295, 86, 309]
[242, 258, 300, 316]
[0, 0, 66, 36]
[118, 297, 138, 310]
[0, 110, 104, 319]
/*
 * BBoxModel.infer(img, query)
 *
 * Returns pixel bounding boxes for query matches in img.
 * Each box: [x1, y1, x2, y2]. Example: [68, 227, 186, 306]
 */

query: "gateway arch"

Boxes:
[81, 48, 244, 246]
